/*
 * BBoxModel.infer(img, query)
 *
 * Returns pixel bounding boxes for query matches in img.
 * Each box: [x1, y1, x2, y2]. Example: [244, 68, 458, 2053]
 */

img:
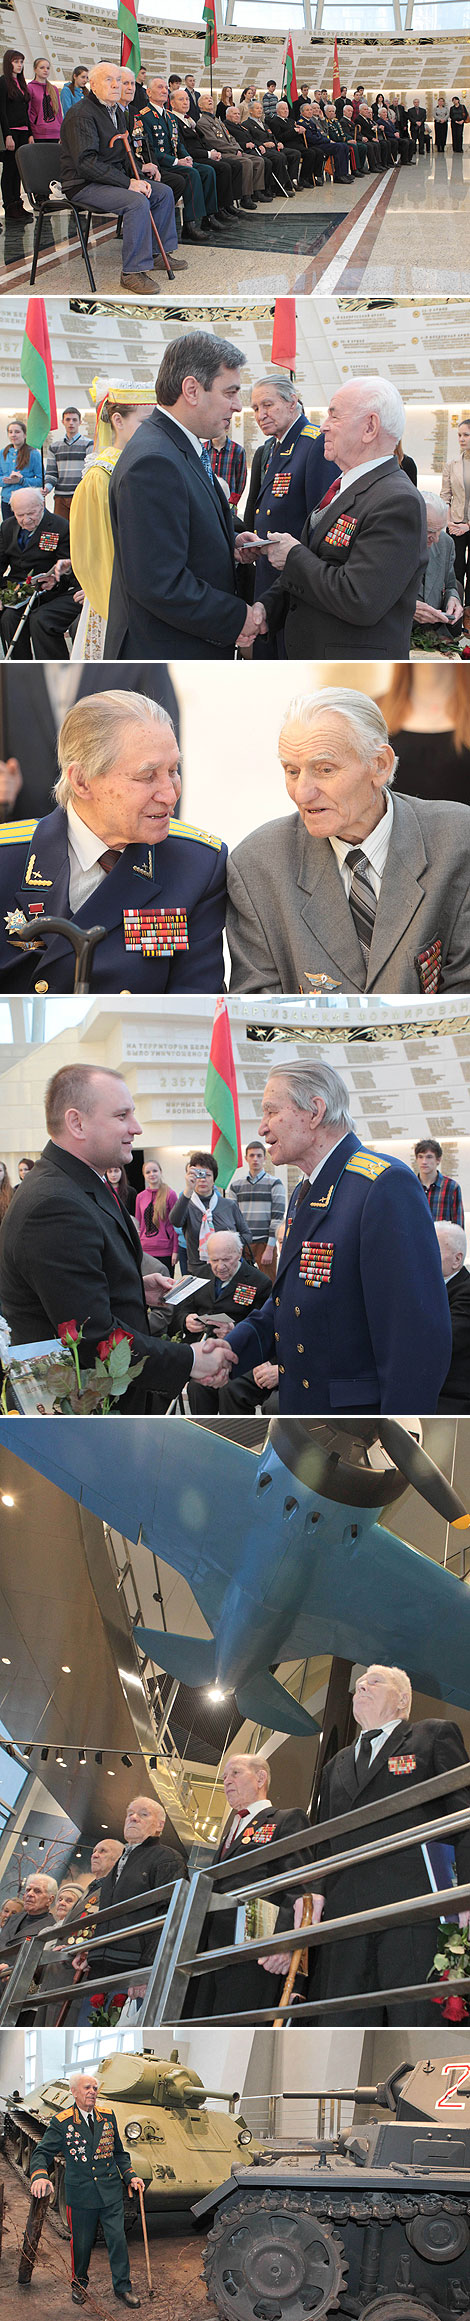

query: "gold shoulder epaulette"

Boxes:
[301, 423, 320, 439]
[346, 1151, 390, 1182]
[0, 818, 37, 844]
[96, 2100, 113, 2113]
[169, 817, 223, 852]
[55, 2105, 74, 2120]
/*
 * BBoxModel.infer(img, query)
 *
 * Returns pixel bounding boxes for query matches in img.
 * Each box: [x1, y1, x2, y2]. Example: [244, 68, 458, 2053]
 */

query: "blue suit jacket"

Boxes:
[228, 1130, 452, 1413]
[105, 407, 246, 661]
[244, 414, 339, 600]
[0, 803, 226, 992]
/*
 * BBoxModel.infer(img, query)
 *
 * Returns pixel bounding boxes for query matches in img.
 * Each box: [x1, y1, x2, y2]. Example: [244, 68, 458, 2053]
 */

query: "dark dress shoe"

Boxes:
[114, 2293, 140, 2308]
[182, 223, 205, 242]
[208, 214, 224, 230]
[71, 2286, 87, 2305]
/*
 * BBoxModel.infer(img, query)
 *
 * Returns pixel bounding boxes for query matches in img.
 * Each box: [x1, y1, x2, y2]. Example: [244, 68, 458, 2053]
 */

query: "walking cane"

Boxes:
[3, 585, 42, 662]
[19, 915, 107, 994]
[273, 1894, 313, 2025]
[109, 131, 175, 279]
[137, 2184, 153, 2298]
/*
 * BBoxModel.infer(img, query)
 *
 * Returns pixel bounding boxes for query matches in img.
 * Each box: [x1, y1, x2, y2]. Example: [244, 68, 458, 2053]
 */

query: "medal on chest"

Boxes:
[241, 1820, 276, 1845]
[324, 514, 358, 547]
[299, 1240, 334, 1286]
[38, 531, 59, 554]
[272, 470, 292, 497]
[416, 936, 442, 993]
[123, 906, 189, 956]
[232, 1283, 257, 1306]
[388, 1755, 417, 1774]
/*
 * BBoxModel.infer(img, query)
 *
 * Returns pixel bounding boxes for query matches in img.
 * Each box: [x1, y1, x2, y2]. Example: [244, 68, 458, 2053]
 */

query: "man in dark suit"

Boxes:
[226, 1059, 452, 1414]
[170, 87, 235, 215]
[0, 1062, 235, 1411]
[0, 687, 226, 994]
[238, 375, 338, 605]
[78, 1795, 186, 2007]
[105, 332, 262, 661]
[192, 1753, 311, 2017]
[0, 488, 78, 660]
[303, 1663, 470, 2023]
[184, 1227, 273, 1413]
[259, 374, 426, 659]
[0, 663, 179, 823]
[436, 1221, 470, 1411]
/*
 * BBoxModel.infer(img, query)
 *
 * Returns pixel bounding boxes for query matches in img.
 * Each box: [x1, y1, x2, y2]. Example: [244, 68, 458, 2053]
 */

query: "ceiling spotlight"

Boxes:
[121, 1754, 132, 1769]
[78, 1750, 86, 1766]
[22, 1745, 33, 1760]
[107, 1768, 115, 1777]
[1, 1657, 11, 1666]
[41, 1746, 49, 1762]
[1, 1494, 15, 1508]
[56, 1750, 66, 1768]
[101, 1824, 108, 1831]
[149, 1754, 157, 1771]
[61, 1665, 71, 1675]
[207, 1684, 226, 1703]
[21, 1836, 28, 1847]
[95, 1751, 103, 1765]
[37, 1837, 45, 1850]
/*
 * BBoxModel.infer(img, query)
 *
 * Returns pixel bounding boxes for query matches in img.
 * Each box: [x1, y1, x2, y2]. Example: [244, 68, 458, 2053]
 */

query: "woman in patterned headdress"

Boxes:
[69, 377, 155, 660]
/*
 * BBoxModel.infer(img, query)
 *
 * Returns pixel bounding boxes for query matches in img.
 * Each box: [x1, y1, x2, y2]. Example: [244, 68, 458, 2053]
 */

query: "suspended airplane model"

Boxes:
[1, 1417, 469, 1737]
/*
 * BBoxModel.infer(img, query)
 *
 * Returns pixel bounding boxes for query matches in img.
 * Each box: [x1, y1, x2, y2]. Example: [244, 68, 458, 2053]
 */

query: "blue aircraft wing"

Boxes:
[0, 1416, 256, 1601]
[283, 1516, 470, 1714]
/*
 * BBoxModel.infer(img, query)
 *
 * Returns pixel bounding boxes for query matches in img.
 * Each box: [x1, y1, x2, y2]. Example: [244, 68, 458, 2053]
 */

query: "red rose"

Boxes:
[97, 1328, 132, 1360]
[58, 1320, 79, 1343]
[443, 1993, 468, 2021]
[90, 1992, 105, 2007]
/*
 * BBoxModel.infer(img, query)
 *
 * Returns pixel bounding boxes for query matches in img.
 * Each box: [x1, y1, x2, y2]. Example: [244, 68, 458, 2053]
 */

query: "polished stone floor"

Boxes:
[0, 148, 469, 298]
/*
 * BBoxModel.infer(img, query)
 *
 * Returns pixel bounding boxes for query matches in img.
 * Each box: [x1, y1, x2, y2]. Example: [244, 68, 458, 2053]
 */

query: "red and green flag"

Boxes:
[205, 997, 242, 1188]
[332, 35, 341, 100]
[21, 299, 57, 449]
[118, 0, 141, 75]
[203, 0, 218, 68]
[281, 34, 298, 109]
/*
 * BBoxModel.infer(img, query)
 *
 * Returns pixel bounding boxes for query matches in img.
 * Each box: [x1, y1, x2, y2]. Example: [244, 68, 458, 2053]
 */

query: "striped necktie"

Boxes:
[200, 444, 215, 486]
[345, 848, 377, 969]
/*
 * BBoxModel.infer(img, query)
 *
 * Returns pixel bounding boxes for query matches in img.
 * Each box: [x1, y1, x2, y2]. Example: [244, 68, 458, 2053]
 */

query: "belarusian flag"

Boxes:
[203, 0, 218, 67]
[281, 34, 298, 108]
[118, 0, 141, 75]
[271, 297, 296, 374]
[204, 997, 242, 1188]
[332, 35, 341, 100]
[21, 299, 57, 448]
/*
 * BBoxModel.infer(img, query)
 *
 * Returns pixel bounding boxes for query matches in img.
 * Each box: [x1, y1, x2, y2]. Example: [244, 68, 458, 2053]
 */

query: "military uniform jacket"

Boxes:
[0, 510, 72, 596]
[226, 792, 470, 995]
[140, 100, 183, 165]
[227, 1130, 452, 1413]
[0, 803, 226, 992]
[243, 414, 338, 598]
[30, 2102, 133, 2210]
[263, 457, 427, 659]
[312, 1719, 470, 1918]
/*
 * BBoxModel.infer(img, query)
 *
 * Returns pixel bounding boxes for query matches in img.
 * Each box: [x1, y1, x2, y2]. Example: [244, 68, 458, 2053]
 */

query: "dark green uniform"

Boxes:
[30, 2099, 134, 2293]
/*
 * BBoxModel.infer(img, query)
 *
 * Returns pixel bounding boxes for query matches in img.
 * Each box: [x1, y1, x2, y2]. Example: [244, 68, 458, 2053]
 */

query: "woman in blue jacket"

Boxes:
[0, 419, 42, 512]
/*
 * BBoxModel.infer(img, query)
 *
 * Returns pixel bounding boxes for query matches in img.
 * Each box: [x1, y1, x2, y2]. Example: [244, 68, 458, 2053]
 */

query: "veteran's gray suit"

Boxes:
[227, 791, 470, 994]
[263, 457, 427, 659]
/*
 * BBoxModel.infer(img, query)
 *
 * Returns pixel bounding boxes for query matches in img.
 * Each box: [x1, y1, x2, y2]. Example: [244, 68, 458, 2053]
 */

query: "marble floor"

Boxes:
[2, 148, 470, 300]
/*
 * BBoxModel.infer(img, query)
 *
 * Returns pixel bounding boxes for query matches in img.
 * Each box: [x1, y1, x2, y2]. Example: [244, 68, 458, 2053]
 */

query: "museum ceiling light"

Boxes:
[1, 1494, 14, 1507]
[207, 1685, 226, 1703]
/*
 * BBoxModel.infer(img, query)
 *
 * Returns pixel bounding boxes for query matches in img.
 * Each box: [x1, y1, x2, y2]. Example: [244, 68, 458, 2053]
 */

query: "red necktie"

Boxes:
[317, 478, 342, 509]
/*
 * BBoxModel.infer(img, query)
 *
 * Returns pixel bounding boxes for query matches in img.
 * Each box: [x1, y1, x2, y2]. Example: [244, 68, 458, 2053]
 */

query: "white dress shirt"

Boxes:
[66, 800, 123, 916]
[330, 786, 394, 905]
[354, 1716, 402, 1766]
[309, 1131, 351, 1187]
[160, 410, 204, 460]
[325, 452, 393, 505]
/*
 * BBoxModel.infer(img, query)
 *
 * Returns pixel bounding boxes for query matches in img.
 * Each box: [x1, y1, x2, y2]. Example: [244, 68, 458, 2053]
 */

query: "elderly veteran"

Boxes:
[31, 2067, 144, 2305]
[0, 688, 226, 993]
[259, 376, 426, 659]
[227, 687, 470, 995]
[59, 59, 182, 293]
[0, 485, 78, 660]
[414, 492, 463, 633]
[237, 373, 338, 606]
[225, 1059, 452, 1415]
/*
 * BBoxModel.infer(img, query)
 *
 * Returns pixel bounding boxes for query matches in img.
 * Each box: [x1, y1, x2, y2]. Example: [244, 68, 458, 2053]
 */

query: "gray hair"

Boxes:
[347, 374, 405, 442]
[25, 1872, 58, 1903]
[252, 373, 300, 406]
[156, 331, 245, 407]
[265, 1061, 354, 1132]
[69, 2068, 98, 2091]
[280, 689, 397, 784]
[207, 1228, 242, 1257]
[365, 1665, 412, 1718]
[435, 1220, 467, 1262]
[424, 492, 449, 524]
[54, 689, 175, 809]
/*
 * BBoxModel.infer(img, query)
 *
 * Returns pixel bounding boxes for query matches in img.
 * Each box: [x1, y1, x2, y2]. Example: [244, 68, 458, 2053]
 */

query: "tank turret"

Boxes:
[197, 2057, 470, 2321]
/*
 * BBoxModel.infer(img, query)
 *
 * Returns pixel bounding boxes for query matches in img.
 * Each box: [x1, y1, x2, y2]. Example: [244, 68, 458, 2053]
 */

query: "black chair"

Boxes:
[17, 143, 97, 290]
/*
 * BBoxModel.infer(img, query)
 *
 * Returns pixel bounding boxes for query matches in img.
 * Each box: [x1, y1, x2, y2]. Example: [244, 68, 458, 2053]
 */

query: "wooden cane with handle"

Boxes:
[137, 2184, 153, 2298]
[109, 131, 175, 279]
[274, 1894, 313, 2025]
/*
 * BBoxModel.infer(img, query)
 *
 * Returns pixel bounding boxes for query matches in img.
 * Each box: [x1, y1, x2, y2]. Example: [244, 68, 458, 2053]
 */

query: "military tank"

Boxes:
[196, 2058, 470, 2321]
[2, 2048, 255, 2236]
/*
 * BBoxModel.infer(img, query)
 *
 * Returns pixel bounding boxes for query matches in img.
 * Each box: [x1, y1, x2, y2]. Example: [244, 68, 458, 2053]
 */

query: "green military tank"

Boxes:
[196, 2057, 470, 2321]
[2, 2048, 255, 2236]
